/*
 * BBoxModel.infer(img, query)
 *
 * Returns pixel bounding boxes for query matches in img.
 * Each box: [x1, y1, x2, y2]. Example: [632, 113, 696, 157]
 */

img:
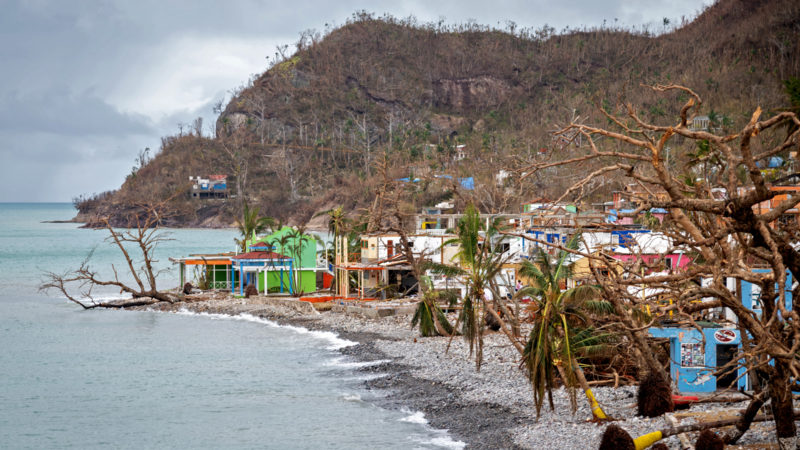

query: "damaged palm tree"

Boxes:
[520, 235, 614, 420]
[40, 206, 179, 308]
[411, 276, 454, 337]
[425, 203, 513, 371]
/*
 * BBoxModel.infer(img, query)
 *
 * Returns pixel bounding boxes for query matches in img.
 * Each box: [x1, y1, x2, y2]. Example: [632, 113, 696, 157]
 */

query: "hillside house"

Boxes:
[190, 175, 228, 199]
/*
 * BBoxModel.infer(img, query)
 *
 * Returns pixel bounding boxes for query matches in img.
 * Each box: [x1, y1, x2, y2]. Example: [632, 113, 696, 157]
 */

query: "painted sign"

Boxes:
[714, 329, 736, 343]
[680, 342, 704, 367]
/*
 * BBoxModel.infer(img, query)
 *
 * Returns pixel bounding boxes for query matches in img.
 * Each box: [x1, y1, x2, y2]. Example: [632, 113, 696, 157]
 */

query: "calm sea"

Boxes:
[0, 203, 462, 449]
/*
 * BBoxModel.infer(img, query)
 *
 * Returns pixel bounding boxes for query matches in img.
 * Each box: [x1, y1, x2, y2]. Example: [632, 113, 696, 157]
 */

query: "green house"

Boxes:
[246, 227, 318, 294]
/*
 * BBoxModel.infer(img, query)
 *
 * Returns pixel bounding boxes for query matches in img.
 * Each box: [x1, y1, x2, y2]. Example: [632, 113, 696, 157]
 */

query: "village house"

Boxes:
[189, 175, 229, 199]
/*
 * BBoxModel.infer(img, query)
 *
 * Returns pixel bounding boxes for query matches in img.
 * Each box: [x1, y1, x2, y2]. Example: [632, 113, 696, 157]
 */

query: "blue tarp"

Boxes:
[397, 175, 473, 190]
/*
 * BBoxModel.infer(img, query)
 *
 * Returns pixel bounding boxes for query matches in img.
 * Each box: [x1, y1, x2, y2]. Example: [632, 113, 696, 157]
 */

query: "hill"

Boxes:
[78, 0, 800, 227]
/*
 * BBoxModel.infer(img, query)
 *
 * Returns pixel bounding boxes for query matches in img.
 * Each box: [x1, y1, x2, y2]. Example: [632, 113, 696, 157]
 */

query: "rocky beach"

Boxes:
[134, 294, 781, 449]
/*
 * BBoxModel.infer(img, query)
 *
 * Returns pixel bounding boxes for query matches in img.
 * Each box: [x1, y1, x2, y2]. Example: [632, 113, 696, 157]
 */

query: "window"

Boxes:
[751, 284, 762, 310]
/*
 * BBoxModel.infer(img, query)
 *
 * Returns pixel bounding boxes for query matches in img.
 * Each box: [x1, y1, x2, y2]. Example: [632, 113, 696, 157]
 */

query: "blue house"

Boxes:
[649, 326, 745, 393]
[230, 249, 294, 296]
[648, 270, 792, 393]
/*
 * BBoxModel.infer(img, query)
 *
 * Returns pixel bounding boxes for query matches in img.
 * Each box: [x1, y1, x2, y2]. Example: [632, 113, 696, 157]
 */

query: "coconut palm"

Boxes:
[411, 276, 454, 337]
[315, 206, 349, 292]
[234, 201, 275, 253]
[284, 226, 317, 295]
[426, 203, 511, 371]
[519, 235, 614, 420]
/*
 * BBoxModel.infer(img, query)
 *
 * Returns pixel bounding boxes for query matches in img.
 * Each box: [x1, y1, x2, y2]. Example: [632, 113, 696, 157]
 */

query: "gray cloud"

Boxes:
[0, 87, 153, 136]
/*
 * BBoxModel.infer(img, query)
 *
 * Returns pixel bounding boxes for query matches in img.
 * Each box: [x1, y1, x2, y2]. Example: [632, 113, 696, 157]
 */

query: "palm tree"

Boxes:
[234, 201, 275, 253]
[427, 203, 511, 371]
[283, 226, 317, 295]
[315, 206, 349, 293]
[519, 235, 614, 420]
[411, 276, 454, 337]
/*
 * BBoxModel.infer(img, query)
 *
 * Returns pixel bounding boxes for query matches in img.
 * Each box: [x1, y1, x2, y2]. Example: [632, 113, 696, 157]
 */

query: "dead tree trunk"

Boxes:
[40, 209, 180, 309]
[771, 362, 798, 449]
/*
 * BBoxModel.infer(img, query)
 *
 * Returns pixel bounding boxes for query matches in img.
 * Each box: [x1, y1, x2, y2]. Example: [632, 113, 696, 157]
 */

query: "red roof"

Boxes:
[249, 241, 273, 248]
[231, 251, 291, 260]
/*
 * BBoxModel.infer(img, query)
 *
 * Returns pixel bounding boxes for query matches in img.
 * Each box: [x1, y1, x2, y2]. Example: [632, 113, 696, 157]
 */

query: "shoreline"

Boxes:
[136, 295, 772, 449]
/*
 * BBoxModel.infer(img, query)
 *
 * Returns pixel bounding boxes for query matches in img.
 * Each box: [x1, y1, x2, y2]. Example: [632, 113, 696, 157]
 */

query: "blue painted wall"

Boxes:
[649, 326, 746, 393]
[739, 269, 793, 318]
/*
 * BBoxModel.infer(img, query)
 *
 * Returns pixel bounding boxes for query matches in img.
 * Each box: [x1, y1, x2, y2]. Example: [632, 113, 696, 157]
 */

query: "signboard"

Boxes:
[680, 343, 704, 367]
[714, 329, 736, 343]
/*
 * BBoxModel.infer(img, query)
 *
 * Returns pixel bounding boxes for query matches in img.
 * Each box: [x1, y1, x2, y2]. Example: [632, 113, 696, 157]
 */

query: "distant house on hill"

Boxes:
[190, 175, 228, 199]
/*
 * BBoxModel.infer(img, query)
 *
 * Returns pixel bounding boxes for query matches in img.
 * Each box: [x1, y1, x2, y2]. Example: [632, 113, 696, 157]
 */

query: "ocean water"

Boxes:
[0, 203, 462, 449]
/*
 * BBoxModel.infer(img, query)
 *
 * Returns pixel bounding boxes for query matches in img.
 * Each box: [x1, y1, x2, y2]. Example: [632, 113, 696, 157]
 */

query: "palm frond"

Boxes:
[423, 261, 467, 277]
[434, 302, 454, 335]
[411, 301, 436, 337]
[581, 299, 616, 316]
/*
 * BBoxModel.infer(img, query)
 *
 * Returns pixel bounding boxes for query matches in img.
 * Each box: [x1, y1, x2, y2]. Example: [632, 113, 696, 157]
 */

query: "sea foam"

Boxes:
[399, 410, 428, 424]
[324, 356, 391, 369]
[172, 309, 357, 350]
[402, 409, 466, 449]
[424, 436, 467, 449]
[339, 393, 363, 402]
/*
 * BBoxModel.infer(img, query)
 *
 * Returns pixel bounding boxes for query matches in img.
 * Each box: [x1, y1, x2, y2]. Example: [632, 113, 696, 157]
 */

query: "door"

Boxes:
[387, 240, 394, 258]
[716, 344, 738, 390]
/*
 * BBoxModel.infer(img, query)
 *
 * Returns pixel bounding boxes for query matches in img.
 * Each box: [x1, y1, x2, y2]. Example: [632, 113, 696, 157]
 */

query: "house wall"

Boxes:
[738, 269, 793, 319]
[612, 253, 692, 271]
[257, 270, 315, 294]
[249, 227, 317, 269]
[648, 327, 746, 393]
[361, 235, 403, 261]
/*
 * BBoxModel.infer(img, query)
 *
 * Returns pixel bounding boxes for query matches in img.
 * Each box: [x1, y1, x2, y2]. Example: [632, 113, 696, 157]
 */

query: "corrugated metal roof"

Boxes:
[231, 251, 291, 260]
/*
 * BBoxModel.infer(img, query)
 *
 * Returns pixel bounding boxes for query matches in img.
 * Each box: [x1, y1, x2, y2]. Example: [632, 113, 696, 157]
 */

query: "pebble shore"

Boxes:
[141, 295, 783, 449]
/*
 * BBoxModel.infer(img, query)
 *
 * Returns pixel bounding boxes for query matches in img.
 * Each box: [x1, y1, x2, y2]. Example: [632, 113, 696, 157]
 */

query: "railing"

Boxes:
[211, 280, 231, 290]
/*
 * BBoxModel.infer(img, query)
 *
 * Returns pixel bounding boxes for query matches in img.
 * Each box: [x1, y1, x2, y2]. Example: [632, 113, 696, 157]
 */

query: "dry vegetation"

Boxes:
[77, 0, 800, 226]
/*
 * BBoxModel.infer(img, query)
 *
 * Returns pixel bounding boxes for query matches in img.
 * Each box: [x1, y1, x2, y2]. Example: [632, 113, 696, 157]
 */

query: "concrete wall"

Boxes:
[649, 326, 746, 393]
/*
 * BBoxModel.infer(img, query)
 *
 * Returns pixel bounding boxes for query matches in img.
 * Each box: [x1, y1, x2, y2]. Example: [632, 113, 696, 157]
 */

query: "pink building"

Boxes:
[611, 233, 692, 273]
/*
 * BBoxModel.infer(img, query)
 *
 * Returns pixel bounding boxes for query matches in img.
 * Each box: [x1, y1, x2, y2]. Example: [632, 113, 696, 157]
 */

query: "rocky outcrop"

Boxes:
[433, 76, 511, 112]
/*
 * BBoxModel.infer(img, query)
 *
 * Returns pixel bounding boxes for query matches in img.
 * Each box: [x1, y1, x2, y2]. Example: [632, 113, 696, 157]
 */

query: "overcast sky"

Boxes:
[0, 0, 710, 202]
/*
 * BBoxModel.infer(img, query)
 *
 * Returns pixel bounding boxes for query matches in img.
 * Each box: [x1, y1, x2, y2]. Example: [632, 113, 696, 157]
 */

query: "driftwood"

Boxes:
[605, 410, 800, 450]
[40, 207, 180, 309]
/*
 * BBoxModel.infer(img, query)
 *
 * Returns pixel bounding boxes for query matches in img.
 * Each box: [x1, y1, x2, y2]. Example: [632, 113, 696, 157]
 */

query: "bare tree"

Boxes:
[40, 207, 179, 308]
[521, 84, 800, 448]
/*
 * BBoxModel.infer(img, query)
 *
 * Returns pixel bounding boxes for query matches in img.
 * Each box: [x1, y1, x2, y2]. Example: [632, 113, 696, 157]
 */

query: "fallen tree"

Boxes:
[40, 207, 179, 308]
[521, 84, 800, 447]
